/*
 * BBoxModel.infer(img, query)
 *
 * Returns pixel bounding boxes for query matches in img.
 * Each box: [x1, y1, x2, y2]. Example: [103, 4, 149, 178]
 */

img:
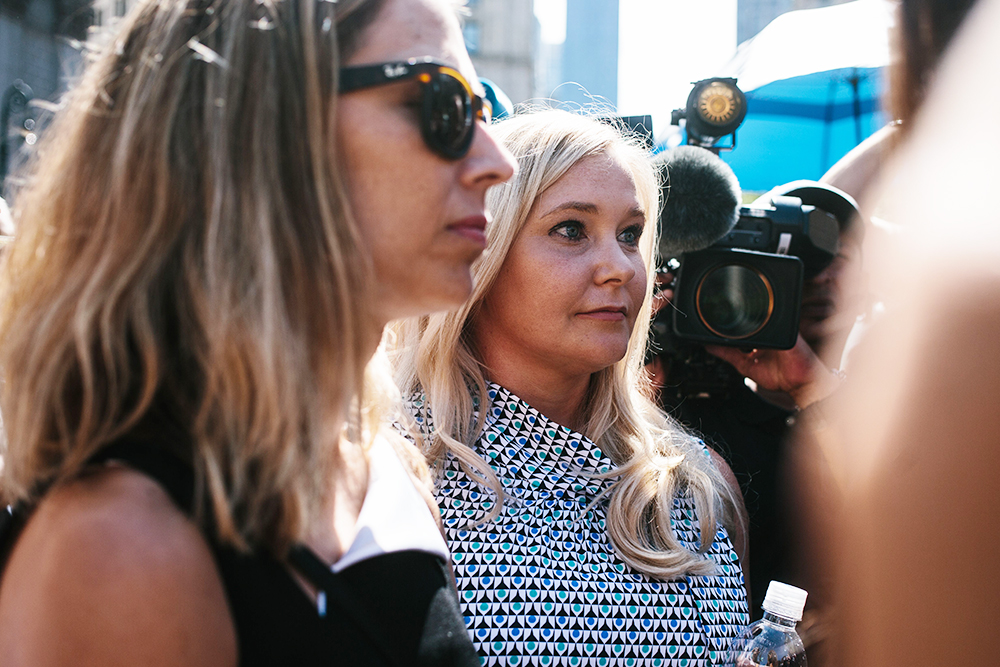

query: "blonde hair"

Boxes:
[393, 108, 743, 580]
[0, 0, 402, 554]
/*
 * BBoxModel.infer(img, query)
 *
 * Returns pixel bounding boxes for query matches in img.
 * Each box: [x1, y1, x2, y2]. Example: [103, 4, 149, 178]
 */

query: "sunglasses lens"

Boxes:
[424, 71, 475, 158]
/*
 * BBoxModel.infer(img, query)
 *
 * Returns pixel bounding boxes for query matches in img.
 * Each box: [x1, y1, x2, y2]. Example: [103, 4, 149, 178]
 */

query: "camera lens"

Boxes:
[695, 264, 774, 339]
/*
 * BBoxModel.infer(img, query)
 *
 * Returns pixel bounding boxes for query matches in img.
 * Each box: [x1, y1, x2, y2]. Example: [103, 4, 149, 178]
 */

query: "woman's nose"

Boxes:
[593, 240, 638, 285]
[460, 121, 517, 189]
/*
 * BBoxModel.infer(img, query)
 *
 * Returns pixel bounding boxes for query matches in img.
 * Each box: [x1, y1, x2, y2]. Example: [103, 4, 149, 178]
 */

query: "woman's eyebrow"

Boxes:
[626, 205, 646, 220]
[540, 201, 598, 218]
[539, 201, 647, 221]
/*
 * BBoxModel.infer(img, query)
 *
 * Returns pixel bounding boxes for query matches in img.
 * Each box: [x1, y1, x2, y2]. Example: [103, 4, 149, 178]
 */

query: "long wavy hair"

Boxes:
[393, 109, 743, 579]
[0, 0, 413, 554]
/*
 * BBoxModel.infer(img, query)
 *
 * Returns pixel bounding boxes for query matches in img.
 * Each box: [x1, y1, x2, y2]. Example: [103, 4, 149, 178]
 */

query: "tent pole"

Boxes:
[821, 78, 836, 174]
[851, 68, 862, 145]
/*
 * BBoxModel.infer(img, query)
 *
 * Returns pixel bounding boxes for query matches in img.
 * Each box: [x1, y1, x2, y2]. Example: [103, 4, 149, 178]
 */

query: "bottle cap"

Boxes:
[761, 581, 808, 621]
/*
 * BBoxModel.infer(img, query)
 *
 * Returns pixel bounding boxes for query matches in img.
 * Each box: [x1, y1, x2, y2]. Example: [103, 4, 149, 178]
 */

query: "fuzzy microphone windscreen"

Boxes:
[655, 145, 742, 258]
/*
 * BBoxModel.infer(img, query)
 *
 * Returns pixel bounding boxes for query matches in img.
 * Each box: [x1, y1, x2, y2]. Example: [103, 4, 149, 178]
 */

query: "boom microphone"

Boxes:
[655, 145, 742, 259]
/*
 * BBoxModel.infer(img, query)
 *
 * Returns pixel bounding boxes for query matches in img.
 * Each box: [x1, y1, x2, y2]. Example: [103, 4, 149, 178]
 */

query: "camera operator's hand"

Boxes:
[704, 335, 845, 410]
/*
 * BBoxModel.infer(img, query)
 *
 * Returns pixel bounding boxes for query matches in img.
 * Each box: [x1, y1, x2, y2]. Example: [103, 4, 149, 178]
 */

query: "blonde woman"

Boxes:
[394, 109, 749, 666]
[0, 0, 515, 665]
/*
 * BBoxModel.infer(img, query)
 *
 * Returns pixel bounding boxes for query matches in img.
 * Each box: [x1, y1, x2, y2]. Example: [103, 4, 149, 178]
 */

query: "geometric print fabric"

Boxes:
[408, 384, 749, 666]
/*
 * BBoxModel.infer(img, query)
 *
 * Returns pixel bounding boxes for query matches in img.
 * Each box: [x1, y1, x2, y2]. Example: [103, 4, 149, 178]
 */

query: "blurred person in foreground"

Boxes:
[0, 0, 516, 664]
[393, 108, 749, 666]
[796, 0, 1000, 663]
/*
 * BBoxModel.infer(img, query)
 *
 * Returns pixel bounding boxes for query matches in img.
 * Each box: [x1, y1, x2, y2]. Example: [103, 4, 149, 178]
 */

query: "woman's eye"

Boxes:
[618, 224, 643, 246]
[552, 221, 584, 240]
[401, 88, 423, 114]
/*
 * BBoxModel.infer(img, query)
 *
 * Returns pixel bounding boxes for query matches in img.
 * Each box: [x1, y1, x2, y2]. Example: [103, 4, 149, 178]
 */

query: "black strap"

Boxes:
[287, 545, 402, 667]
[86, 440, 405, 664]
[0, 504, 23, 575]
[2, 440, 195, 574]
[88, 439, 197, 514]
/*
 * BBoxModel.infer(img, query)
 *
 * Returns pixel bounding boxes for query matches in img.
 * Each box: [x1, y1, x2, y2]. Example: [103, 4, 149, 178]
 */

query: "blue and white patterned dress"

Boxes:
[409, 384, 749, 667]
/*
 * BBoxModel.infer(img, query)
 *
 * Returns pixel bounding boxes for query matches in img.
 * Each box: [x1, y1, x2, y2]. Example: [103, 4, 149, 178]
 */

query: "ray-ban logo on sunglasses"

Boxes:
[382, 63, 409, 79]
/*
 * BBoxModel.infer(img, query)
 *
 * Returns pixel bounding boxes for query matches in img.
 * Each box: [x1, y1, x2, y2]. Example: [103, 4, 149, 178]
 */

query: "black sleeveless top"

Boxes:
[0, 438, 479, 667]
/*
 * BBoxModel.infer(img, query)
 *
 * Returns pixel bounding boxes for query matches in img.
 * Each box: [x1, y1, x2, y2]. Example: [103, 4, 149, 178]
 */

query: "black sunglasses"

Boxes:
[339, 57, 492, 160]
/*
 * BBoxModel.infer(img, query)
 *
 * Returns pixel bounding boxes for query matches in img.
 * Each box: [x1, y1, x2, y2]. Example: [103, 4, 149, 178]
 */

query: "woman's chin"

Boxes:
[382, 298, 466, 324]
[572, 347, 630, 377]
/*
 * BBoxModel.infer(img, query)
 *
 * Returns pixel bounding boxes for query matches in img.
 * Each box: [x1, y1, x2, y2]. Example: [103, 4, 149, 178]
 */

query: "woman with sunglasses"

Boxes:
[0, 0, 513, 665]
[393, 109, 750, 666]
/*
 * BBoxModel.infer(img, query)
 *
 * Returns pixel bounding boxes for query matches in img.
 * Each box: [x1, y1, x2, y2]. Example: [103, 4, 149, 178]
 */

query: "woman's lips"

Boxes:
[578, 309, 627, 321]
[447, 215, 488, 246]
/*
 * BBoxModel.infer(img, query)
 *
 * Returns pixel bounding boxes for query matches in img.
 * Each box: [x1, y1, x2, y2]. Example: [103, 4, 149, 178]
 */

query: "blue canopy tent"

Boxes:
[712, 0, 895, 193]
[722, 66, 887, 192]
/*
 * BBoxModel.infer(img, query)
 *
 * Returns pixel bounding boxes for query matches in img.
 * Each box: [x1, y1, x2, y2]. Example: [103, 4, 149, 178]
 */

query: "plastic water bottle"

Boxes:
[729, 581, 808, 667]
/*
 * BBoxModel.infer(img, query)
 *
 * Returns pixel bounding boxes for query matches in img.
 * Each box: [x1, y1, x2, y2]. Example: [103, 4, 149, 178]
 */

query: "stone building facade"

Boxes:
[462, 0, 538, 105]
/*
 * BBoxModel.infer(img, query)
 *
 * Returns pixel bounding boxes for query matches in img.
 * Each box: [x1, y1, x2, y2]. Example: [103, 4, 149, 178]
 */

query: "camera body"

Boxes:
[668, 196, 840, 350]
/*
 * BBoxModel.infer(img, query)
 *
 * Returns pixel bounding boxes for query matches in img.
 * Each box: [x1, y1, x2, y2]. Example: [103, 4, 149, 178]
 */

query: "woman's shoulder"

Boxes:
[0, 466, 236, 666]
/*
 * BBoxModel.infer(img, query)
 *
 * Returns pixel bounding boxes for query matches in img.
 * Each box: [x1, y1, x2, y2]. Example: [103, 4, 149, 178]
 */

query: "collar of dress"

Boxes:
[477, 383, 617, 485]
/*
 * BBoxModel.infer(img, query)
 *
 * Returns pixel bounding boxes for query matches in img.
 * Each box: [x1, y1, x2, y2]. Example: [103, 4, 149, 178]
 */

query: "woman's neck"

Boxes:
[471, 315, 596, 432]
[305, 436, 369, 564]
[485, 366, 591, 433]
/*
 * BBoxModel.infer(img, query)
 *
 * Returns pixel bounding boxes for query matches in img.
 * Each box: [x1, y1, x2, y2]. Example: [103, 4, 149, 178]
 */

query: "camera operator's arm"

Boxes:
[705, 335, 845, 410]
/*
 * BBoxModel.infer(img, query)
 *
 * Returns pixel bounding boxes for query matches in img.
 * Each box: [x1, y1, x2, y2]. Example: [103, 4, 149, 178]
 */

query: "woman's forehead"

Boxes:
[537, 154, 639, 207]
[344, 0, 475, 81]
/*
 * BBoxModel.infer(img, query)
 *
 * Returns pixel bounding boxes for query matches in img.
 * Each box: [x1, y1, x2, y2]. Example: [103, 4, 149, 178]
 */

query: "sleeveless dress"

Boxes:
[409, 384, 749, 667]
[0, 424, 480, 667]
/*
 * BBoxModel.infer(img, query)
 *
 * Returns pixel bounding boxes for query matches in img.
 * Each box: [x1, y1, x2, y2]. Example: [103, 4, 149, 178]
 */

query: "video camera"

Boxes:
[668, 195, 841, 350]
[650, 143, 860, 399]
[651, 79, 862, 400]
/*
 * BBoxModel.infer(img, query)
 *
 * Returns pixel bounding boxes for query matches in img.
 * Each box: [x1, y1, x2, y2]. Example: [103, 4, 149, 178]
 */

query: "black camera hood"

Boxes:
[754, 180, 863, 242]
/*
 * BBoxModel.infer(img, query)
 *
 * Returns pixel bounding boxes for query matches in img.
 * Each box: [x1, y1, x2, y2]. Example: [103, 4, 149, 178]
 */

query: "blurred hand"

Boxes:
[652, 271, 674, 316]
[646, 353, 667, 389]
[705, 334, 844, 409]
